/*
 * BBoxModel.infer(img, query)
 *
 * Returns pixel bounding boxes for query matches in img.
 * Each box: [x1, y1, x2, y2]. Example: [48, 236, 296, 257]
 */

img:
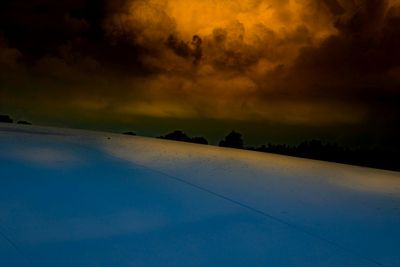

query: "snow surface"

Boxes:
[0, 123, 399, 267]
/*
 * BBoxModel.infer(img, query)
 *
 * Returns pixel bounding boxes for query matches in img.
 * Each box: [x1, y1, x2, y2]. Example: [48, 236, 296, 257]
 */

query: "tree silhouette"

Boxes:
[160, 130, 191, 142]
[17, 120, 31, 125]
[123, 131, 136, 136]
[191, 136, 208, 145]
[250, 139, 399, 172]
[0, 115, 13, 123]
[219, 130, 244, 149]
[159, 130, 209, 145]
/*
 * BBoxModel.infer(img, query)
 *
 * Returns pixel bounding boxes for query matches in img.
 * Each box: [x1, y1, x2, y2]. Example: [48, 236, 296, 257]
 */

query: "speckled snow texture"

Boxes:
[1, 124, 399, 267]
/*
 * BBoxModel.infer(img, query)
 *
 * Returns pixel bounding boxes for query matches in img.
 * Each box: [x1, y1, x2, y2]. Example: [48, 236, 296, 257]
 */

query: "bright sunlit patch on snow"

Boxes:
[102, 136, 400, 195]
[1, 125, 400, 267]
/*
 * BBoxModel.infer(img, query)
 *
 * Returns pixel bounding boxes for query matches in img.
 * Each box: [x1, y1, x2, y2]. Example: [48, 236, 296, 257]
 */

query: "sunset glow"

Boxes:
[1, 0, 399, 145]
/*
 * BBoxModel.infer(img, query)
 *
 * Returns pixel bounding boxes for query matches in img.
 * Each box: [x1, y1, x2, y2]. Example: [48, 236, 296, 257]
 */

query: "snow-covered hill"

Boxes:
[0, 124, 399, 267]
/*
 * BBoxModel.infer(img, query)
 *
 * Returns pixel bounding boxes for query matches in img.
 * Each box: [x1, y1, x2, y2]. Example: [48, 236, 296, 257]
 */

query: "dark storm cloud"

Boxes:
[0, 0, 399, 137]
[287, 0, 400, 97]
[321, 0, 345, 16]
[270, 0, 400, 135]
[166, 34, 203, 65]
[0, 0, 148, 73]
[0, 0, 92, 59]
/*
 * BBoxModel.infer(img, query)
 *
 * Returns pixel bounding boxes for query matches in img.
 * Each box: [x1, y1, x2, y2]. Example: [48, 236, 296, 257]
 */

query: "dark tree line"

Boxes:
[123, 131, 137, 136]
[0, 114, 31, 125]
[219, 131, 400, 171]
[158, 130, 208, 145]
[162, 129, 399, 171]
[1, 113, 397, 171]
[248, 140, 399, 171]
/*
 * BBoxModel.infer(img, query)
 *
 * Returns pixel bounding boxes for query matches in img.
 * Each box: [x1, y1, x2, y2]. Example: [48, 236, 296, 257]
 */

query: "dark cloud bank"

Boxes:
[0, 0, 399, 149]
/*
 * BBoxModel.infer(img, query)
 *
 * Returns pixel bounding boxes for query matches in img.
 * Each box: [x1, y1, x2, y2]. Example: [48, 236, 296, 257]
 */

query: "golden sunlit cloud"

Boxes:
[1, 0, 399, 129]
[106, 0, 336, 71]
[101, 0, 345, 122]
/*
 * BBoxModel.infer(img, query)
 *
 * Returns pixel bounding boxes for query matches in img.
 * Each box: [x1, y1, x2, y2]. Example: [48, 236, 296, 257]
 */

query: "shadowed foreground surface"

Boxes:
[0, 124, 399, 267]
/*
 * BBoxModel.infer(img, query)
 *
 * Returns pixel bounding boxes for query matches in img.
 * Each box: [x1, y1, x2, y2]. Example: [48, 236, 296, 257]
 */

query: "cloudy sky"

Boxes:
[1, 0, 399, 146]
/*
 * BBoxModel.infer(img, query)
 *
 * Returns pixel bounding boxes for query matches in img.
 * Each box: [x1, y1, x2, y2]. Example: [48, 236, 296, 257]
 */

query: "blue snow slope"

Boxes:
[1, 124, 399, 267]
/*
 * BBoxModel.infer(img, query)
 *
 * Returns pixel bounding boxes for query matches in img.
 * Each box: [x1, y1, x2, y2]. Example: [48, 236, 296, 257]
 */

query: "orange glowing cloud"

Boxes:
[106, 0, 337, 71]
[1, 0, 399, 128]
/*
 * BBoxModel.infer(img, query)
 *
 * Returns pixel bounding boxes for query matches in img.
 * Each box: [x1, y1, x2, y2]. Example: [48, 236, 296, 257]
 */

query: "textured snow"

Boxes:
[0, 124, 399, 267]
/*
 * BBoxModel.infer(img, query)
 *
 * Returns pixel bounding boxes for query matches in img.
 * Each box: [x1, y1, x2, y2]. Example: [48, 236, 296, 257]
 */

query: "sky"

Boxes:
[0, 0, 399, 147]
